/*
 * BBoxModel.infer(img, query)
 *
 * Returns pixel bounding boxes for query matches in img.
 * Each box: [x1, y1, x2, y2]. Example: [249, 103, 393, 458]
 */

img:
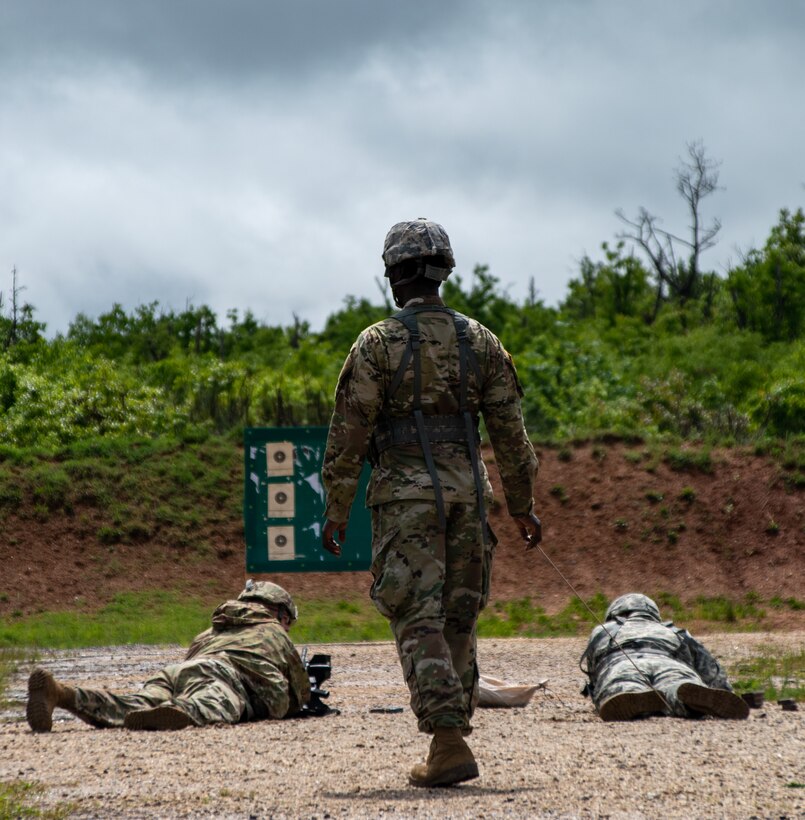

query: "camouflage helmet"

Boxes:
[605, 593, 661, 623]
[238, 580, 298, 624]
[382, 218, 455, 270]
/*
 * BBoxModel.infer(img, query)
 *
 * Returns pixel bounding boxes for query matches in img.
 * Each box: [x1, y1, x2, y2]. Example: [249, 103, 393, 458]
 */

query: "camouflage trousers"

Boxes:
[593, 654, 709, 717]
[73, 656, 253, 728]
[370, 499, 494, 734]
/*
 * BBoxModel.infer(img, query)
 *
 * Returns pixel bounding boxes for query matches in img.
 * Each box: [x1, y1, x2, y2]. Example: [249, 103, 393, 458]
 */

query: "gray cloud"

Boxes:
[0, 0, 803, 334]
[0, 0, 467, 82]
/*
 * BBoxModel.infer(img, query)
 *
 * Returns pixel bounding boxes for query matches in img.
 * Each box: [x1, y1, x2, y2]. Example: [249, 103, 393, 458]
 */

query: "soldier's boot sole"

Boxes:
[599, 690, 665, 721]
[27, 668, 74, 733]
[123, 706, 194, 731]
[409, 728, 479, 788]
[677, 683, 749, 719]
[409, 760, 479, 788]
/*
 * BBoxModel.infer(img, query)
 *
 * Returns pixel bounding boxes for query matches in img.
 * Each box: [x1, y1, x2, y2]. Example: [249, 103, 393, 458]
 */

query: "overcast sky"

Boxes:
[1, 1, 803, 336]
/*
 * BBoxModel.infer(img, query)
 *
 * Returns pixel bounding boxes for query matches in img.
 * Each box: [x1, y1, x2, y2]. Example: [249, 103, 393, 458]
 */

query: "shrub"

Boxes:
[29, 466, 71, 509]
[0, 469, 22, 509]
[754, 379, 805, 437]
[665, 449, 713, 474]
[549, 485, 569, 504]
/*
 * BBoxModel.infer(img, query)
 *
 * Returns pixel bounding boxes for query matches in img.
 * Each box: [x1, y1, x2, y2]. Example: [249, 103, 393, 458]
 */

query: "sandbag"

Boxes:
[478, 674, 547, 708]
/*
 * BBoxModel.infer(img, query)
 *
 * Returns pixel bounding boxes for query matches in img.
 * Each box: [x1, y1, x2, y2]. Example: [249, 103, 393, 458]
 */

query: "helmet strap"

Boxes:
[422, 264, 450, 282]
[389, 272, 420, 307]
[388, 261, 448, 307]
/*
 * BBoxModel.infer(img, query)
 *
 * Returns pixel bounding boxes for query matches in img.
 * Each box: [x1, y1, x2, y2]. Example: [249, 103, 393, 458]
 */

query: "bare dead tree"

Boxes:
[526, 276, 541, 308]
[374, 275, 393, 312]
[616, 141, 722, 319]
[2, 266, 27, 349]
[288, 312, 306, 349]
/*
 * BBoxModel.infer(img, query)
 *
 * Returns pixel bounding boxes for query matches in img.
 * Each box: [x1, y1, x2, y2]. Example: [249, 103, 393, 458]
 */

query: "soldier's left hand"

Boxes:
[513, 512, 542, 550]
[322, 519, 347, 557]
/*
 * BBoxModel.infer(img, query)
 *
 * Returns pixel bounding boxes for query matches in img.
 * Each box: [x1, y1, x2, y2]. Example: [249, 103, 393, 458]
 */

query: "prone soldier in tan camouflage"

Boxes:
[581, 593, 749, 721]
[26, 581, 311, 732]
[321, 218, 541, 787]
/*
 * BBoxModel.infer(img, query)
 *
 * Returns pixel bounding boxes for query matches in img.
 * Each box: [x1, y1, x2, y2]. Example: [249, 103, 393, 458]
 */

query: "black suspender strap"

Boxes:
[454, 314, 488, 545]
[377, 304, 487, 538]
[397, 311, 447, 532]
[386, 337, 413, 401]
[414, 405, 446, 532]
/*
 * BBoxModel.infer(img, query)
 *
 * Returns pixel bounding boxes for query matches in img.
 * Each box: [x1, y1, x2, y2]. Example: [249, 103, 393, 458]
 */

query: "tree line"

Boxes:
[1, 145, 803, 449]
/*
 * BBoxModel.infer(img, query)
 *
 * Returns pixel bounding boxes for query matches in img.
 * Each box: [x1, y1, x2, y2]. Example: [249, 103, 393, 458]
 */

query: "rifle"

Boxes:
[300, 648, 336, 716]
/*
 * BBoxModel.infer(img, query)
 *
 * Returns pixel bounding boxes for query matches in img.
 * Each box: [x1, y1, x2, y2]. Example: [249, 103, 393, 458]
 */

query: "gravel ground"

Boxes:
[1, 633, 803, 819]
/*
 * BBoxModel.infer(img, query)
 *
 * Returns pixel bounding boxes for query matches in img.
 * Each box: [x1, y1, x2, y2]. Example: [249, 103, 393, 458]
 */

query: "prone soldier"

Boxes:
[581, 593, 749, 721]
[27, 581, 312, 731]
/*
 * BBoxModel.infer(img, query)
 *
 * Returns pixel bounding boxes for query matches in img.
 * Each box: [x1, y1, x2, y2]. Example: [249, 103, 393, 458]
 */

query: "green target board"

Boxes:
[243, 427, 372, 573]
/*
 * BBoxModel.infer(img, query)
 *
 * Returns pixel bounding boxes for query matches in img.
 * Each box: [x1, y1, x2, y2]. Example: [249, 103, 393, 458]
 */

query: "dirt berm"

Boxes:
[1, 443, 803, 623]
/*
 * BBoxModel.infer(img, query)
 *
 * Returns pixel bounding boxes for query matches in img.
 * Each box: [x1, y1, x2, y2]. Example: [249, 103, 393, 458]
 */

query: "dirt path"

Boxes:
[2, 633, 803, 819]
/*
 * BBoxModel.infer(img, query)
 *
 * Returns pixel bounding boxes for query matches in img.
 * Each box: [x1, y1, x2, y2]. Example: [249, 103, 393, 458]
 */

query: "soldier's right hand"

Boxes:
[513, 512, 542, 550]
[322, 519, 347, 557]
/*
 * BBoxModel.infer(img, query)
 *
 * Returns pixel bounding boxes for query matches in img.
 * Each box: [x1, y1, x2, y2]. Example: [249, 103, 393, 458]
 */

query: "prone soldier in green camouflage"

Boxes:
[321, 218, 541, 787]
[580, 593, 749, 721]
[26, 581, 311, 732]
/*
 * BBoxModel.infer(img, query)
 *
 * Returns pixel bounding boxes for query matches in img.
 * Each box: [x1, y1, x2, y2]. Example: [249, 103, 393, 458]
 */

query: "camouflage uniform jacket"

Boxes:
[323, 295, 538, 522]
[185, 599, 311, 719]
[581, 615, 734, 695]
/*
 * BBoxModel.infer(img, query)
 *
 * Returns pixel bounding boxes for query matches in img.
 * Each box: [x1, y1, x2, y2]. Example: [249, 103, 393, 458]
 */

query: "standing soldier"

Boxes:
[321, 219, 541, 787]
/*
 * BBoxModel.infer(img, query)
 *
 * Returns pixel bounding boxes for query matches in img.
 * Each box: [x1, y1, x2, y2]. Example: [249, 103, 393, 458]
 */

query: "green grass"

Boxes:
[2, 434, 241, 554]
[0, 780, 74, 819]
[0, 592, 615, 649]
[769, 596, 805, 611]
[774, 437, 805, 472]
[784, 472, 805, 490]
[642, 592, 767, 627]
[0, 465, 23, 510]
[0, 591, 393, 650]
[730, 649, 805, 702]
[1, 590, 794, 651]
[479, 594, 609, 638]
[687, 594, 766, 624]
[292, 599, 392, 643]
[0, 593, 612, 647]
[664, 448, 713, 474]
[0, 591, 212, 648]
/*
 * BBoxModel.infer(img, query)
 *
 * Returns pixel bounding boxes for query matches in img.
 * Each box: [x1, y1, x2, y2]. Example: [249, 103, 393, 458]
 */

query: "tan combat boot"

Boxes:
[26, 668, 76, 732]
[409, 727, 479, 787]
[677, 683, 749, 719]
[598, 690, 666, 721]
[123, 705, 195, 731]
